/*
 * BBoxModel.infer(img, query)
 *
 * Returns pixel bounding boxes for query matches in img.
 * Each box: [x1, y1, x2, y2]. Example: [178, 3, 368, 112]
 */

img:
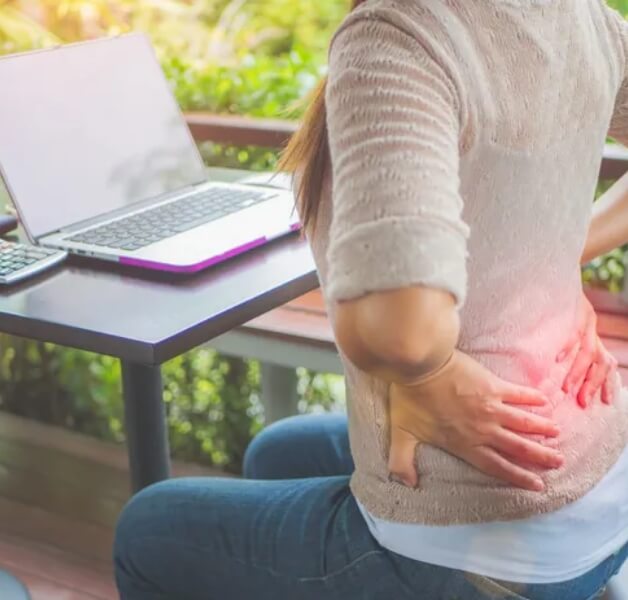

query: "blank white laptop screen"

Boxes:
[0, 34, 207, 239]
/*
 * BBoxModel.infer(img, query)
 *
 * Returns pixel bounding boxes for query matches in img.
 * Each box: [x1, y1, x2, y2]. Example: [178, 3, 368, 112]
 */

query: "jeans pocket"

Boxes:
[464, 572, 530, 599]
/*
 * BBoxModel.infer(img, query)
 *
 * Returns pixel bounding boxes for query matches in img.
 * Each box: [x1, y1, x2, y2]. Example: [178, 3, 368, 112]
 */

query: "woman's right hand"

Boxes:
[558, 292, 618, 407]
[388, 350, 563, 492]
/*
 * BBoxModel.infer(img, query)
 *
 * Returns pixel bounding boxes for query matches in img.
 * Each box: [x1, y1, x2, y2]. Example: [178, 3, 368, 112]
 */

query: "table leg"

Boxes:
[121, 361, 171, 492]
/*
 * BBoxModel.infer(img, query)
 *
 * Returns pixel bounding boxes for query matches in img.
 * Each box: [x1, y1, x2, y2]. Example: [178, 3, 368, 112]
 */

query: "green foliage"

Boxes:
[583, 179, 627, 291]
[610, 0, 628, 14]
[0, 335, 346, 473]
[582, 247, 626, 292]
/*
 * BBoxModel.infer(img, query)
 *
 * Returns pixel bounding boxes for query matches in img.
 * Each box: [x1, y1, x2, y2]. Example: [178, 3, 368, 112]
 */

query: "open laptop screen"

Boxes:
[0, 33, 207, 239]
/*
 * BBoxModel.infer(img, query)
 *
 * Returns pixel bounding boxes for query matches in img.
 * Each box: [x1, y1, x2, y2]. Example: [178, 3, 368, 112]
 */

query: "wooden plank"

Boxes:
[241, 308, 335, 349]
[586, 287, 628, 316]
[0, 412, 132, 473]
[0, 452, 124, 529]
[0, 436, 130, 503]
[0, 534, 116, 600]
[597, 313, 628, 341]
[602, 337, 628, 368]
[0, 496, 113, 566]
[239, 288, 334, 348]
[600, 142, 628, 179]
[185, 113, 297, 148]
[0, 412, 231, 532]
[0, 565, 109, 600]
[0, 411, 225, 478]
[283, 289, 327, 314]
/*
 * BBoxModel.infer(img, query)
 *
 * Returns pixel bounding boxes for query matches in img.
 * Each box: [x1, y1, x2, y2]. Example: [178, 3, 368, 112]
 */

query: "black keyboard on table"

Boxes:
[68, 187, 273, 252]
[0, 240, 66, 283]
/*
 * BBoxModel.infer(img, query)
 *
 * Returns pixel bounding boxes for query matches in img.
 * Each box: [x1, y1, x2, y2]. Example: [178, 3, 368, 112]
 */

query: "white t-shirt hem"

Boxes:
[357, 445, 628, 584]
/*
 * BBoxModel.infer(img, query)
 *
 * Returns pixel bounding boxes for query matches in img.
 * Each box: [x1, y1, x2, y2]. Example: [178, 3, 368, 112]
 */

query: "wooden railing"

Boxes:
[183, 112, 628, 179]
[185, 113, 297, 148]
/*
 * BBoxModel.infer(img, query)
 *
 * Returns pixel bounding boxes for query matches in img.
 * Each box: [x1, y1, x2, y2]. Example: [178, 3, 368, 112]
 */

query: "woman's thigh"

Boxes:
[113, 475, 519, 600]
[114, 475, 628, 600]
[243, 412, 353, 479]
[114, 475, 397, 600]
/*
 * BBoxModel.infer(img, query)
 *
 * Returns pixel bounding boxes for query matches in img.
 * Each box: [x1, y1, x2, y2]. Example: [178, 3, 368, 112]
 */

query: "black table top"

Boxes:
[0, 168, 318, 365]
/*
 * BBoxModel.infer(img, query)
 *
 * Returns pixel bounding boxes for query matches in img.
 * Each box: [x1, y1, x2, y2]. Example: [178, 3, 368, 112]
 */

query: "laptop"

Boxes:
[0, 34, 300, 273]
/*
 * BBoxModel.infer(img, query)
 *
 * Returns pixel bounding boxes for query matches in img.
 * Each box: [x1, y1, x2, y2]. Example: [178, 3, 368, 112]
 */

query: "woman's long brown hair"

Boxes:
[276, 0, 367, 235]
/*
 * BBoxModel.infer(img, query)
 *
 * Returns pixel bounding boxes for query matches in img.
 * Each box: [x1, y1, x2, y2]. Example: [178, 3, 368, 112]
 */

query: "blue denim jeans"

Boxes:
[114, 413, 628, 599]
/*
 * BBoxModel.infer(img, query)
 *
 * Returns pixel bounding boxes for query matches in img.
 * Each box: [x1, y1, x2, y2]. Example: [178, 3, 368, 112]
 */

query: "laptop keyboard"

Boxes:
[68, 187, 273, 252]
[0, 240, 65, 281]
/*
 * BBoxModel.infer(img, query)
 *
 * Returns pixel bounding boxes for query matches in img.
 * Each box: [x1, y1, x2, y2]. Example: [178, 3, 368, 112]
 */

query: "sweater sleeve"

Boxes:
[324, 17, 470, 308]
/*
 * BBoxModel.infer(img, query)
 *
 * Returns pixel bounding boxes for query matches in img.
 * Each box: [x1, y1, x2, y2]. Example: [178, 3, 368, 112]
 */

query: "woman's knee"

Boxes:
[114, 480, 170, 570]
[243, 415, 304, 478]
[243, 413, 349, 479]
[115, 477, 243, 599]
[114, 478, 235, 598]
[114, 482, 164, 597]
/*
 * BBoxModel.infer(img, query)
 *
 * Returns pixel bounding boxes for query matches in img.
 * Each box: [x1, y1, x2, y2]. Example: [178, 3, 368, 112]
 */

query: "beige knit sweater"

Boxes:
[305, 0, 628, 525]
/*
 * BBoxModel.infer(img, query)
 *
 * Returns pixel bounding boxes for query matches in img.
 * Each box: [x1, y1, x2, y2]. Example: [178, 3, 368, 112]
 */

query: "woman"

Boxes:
[114, 0, 628, 598]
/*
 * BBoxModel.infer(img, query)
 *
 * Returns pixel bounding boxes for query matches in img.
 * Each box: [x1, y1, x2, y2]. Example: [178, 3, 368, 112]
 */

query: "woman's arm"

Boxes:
[325, 18, 468, 384]
[335, 286, 459, 386]
[581, 170, 628, 264]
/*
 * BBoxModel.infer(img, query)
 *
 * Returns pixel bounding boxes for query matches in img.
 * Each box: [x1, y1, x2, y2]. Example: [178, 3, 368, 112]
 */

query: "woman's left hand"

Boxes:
[559, 293, 618, 407]
[387, 350, 561, 490]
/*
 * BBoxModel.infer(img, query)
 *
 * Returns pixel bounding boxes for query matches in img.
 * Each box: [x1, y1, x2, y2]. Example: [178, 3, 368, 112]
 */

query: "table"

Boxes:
[0, 167, 318, 492]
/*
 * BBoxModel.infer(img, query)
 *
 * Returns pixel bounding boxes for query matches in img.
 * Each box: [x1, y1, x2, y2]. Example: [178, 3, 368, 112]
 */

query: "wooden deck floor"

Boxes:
[0, 290, 626, 599]
[0, 412, 222, 599]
